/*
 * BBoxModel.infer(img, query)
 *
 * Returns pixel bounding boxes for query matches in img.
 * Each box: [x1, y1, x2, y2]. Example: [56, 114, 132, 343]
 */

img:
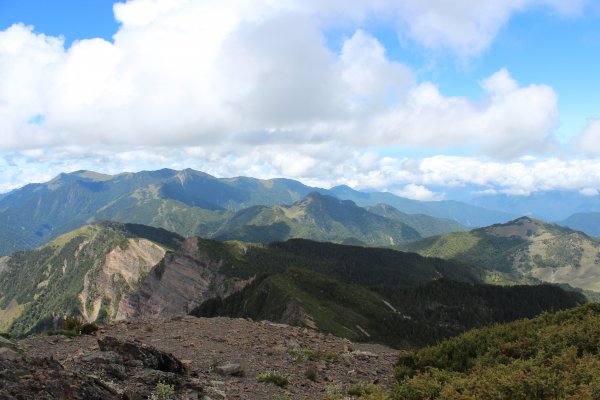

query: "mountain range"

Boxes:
[0, 221, 585, 348]
[467, 190, 600, 221]
[1, 168, 599, 344]
[0, 169, 514, 256]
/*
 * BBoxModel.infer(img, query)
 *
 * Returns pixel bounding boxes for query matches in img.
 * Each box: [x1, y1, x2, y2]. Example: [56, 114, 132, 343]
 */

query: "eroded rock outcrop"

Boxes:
[118, 238, 252, 319]
[79, 238, 166, 322]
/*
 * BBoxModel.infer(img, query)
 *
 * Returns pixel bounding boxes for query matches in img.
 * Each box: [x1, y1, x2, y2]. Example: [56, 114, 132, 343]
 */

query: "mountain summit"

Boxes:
[402, 216, 600, 293]
[213, 192, 422, 245]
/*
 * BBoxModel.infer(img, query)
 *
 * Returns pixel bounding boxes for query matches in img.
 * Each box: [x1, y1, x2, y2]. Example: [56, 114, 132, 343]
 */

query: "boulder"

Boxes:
[215, 362, 242, 376]
[97, 336, 187, 374]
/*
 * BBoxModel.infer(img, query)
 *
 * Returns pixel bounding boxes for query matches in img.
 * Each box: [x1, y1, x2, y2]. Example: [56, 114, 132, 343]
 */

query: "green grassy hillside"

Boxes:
[393, 303, 600, 399]
[213, 192, 422, 246]
[401, 217, 600, 293]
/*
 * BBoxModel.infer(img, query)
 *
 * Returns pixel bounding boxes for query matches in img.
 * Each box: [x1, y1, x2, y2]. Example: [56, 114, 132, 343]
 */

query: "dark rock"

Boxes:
[105, 363, 127, 380]
[0, 356, 119, 400]
[134, 369, 181, 388]
[80, 351, 124, 365]
[97, 336, 187, 374]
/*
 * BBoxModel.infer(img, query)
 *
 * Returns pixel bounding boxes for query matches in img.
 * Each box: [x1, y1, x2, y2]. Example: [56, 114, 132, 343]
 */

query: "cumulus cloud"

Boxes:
[289, 0, 586, 54]
[0, 20, 559, 158]
[0, 0, 593, 195]
[576, 119, 600, 157]
[580, 188, 599, 197]
[393, 184, 445, 201]
[364, 68, 558, 158]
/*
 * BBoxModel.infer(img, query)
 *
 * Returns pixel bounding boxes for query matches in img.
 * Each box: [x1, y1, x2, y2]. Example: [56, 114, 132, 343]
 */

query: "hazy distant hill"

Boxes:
[330, 185, 516, 227]
[468, 190, 600, 221]
[559, 212, 600, 237]
[213, 192, 422, 246]
[401, 216, 600, 293]
[366, 203, 467, 237]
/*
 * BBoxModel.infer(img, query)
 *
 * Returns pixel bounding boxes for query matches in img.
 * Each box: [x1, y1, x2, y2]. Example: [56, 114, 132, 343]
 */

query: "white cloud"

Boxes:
[6, 145, 600, 199]
[292, 0, 586, 54]
[0, 0, 594, 197]
[580, 188, 599, 197]
[340, 30, 413, 112]
[393, 184, 444, 201]
[365, 70, 558, 158]
[576, 119, 600, 157]
[0, 0, 572, 159]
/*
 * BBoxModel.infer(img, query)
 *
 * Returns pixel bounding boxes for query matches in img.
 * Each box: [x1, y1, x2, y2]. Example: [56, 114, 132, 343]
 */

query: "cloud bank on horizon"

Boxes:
[0, 0, 599, 199]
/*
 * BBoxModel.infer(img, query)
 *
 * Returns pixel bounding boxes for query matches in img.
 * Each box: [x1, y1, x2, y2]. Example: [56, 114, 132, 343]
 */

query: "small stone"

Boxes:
[215, 362, 242, 376]
[0, 347, 21, 361]
[284, 338, 300, 350]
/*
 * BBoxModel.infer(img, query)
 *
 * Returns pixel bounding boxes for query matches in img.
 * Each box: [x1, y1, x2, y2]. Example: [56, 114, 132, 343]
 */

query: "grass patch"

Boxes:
[257, 371, 288, 387]
[290, 347, 338, 362]
[347, 383, 377, 396]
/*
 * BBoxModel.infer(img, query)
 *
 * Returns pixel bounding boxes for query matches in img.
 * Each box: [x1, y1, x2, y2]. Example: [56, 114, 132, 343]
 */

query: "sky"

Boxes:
[1, 0, 600, 200]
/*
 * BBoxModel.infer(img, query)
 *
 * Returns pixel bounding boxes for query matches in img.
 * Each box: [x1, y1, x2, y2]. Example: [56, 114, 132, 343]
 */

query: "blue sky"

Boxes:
[1, 0, 600, 199]
[0, 0, 119, 46]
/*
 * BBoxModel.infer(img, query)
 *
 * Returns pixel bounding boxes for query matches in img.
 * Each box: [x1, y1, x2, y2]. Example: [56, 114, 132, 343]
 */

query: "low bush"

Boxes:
[257, 371, 289, 387]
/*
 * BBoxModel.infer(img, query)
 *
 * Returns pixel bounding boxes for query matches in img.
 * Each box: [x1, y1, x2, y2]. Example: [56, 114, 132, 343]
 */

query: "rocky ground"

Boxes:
[1, 316, 399, 399]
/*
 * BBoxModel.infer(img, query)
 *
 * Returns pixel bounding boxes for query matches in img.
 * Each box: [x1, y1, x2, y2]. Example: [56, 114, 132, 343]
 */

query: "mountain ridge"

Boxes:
[212, 192, 423, 246]
[1, 221, 584, 348]
[0, 168, 513, 255]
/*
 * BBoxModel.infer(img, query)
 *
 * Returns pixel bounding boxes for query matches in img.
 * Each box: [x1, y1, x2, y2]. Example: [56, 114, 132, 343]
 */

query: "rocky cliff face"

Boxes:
[118, 238, 252, 319]
[78, 238, 166, 322]
[0, 223, 183, 336]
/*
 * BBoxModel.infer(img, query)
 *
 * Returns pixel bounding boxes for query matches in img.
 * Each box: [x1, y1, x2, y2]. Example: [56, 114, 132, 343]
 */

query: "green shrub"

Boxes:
[393, 304, 600, 399]
[257, 371, 288, 387]
[347, 383, 376, 396]
[62, 316, 83, 331]
[46, 329, 79, 337]
[149, 381, 175, 400]
[79, 322, 99, 335]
